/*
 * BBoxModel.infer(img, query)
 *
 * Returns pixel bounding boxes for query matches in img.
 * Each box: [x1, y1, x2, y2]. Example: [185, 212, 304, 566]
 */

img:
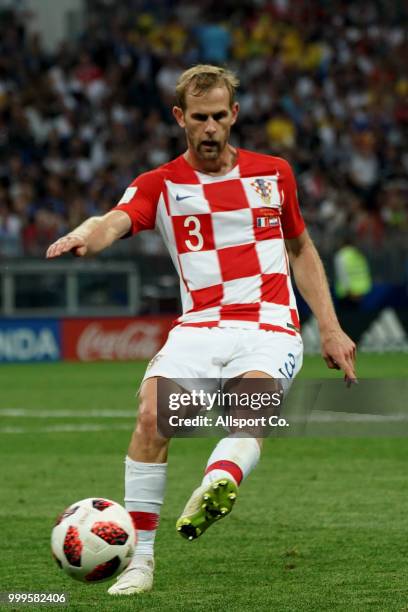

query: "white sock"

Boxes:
[124, 456, 167, 558]
[201, 435, 260, 487]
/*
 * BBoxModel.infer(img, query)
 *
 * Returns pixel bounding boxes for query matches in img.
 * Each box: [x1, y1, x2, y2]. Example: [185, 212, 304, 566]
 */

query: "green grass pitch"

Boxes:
[0, 354, 407, 611]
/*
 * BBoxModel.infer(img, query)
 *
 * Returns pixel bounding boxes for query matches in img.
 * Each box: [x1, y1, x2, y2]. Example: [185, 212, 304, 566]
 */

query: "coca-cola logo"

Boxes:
[77, 323, 162, 361]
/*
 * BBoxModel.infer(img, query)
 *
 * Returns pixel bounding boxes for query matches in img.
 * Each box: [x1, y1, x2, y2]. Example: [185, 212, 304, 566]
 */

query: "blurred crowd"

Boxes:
[0, 0, 406, 267]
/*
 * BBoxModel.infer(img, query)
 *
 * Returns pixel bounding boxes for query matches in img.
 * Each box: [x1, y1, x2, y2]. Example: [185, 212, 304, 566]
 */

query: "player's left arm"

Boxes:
[285, 229, 357, 383]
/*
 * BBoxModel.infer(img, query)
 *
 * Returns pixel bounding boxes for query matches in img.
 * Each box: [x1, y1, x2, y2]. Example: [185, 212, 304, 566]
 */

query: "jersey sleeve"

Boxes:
[280, 161, 305, 239]
[111, 170, 163, 236]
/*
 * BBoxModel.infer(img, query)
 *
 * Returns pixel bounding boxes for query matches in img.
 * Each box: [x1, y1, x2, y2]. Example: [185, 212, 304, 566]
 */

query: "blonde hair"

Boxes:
[175, 64, 239, 110]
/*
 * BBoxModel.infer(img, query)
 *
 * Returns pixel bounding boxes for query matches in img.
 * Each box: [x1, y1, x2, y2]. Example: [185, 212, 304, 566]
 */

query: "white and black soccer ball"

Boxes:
[51, 498, 136, 582]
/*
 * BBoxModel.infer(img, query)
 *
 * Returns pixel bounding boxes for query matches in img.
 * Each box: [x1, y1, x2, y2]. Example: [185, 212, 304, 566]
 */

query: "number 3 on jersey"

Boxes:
[184, 216, 203, 251]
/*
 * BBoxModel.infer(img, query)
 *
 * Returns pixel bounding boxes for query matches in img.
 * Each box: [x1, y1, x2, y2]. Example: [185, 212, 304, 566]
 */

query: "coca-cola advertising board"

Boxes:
[62, 317, 174, 361]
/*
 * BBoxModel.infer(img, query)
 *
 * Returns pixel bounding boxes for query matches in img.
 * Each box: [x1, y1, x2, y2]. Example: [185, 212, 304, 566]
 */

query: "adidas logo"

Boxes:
[359, 308, 408, 352]
[301, 308, 408, 354]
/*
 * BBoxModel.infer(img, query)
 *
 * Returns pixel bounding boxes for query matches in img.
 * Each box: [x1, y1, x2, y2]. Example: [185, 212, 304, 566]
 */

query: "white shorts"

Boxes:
[143, 326, 303, 392]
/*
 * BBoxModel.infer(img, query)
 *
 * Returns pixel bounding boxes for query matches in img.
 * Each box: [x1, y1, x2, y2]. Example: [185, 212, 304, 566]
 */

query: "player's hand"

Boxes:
[46, 234, 88, 259]
[320, 326, 357, 386]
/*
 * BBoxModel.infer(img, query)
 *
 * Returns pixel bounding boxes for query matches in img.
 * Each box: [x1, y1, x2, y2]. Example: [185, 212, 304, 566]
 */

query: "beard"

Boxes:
[196, 139, 222, 159]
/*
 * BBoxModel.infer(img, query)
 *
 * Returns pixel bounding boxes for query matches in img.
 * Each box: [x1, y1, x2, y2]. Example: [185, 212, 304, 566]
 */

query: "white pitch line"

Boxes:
[0, 423, 133, 434]
[0, 414, 407, 435]
[0, 408, 135, 418]
[307, 411, 408, 423]
[0, 409, 406, 423]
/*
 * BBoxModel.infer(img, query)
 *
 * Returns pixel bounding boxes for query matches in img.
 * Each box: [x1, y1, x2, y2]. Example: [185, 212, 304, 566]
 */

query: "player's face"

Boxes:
[173, 86, 239, 161]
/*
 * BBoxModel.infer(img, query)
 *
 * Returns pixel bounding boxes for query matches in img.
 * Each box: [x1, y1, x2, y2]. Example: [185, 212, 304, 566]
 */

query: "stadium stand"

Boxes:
[0, 0, 406, 310]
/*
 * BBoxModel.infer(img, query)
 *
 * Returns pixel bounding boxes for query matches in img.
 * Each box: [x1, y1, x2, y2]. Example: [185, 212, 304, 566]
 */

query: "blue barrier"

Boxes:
[0, 319, 62, 363]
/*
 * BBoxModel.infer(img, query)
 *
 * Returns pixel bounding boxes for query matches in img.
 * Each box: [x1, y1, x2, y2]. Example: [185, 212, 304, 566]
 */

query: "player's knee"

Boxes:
[134, 378, 161, 441]
[135, 399, 158, 440]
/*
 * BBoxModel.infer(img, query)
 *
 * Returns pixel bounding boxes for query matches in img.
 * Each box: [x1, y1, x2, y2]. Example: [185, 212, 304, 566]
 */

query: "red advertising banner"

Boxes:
[62, 317, 174, 361]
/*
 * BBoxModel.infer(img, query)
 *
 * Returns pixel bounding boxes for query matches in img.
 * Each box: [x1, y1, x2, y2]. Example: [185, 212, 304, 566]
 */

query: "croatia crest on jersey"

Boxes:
[250, 177, 282, 209]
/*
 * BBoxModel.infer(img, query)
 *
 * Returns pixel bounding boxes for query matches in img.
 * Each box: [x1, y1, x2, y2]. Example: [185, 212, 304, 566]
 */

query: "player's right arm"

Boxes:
[46, 210, 131, 259]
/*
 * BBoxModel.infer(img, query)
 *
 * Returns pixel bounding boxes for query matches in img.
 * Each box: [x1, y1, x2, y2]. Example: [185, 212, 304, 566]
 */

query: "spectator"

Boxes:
[334, 238, 373, 309]
[23, 208, 64, 257]
[0, 0, 405, 269]
[0, 189, 23, 257]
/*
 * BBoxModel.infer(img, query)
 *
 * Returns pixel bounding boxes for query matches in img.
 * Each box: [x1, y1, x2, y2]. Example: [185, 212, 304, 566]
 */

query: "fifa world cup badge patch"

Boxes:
[250, 176, 282, 210]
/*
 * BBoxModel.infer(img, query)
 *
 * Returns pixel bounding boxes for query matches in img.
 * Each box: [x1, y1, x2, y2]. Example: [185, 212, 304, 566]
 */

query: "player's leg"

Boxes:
[176, 329, 303, 540]
[176, 371, 267, 540]
[108, 376, 169, 596]
[109, 326, 221, 594]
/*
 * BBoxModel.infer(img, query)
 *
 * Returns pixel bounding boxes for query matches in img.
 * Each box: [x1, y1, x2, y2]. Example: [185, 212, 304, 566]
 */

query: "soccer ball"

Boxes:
[51, 498, 136, 582]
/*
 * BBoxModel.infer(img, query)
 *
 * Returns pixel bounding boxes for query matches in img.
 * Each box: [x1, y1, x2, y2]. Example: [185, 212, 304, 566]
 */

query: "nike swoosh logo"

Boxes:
[176, 194, 193, 201]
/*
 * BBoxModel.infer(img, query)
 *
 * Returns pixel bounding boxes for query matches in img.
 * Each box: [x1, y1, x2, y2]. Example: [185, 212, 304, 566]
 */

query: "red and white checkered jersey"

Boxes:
[113, 149, 305, 336]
